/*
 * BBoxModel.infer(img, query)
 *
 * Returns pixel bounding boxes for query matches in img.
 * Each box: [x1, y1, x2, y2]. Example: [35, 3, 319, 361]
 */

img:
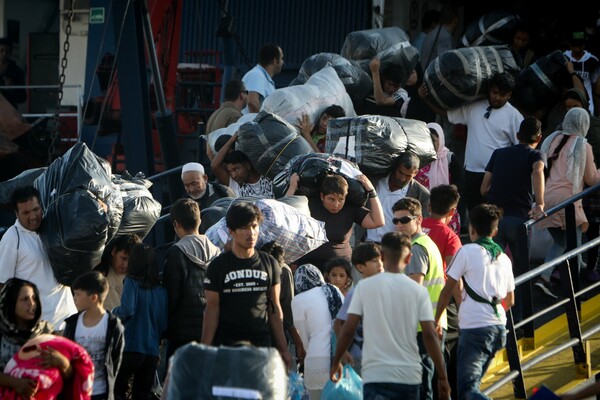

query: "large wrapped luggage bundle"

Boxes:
[326, 116, 436, 176]
[112, 173, 161, 240]
[368, 43, 420, 87]
[341, 26, 410, 61]
[511, 50, 570, 115]
[460, 10, 518, 47]
[236, 111, 313, 180]
[205, 197, 328, 264]
[34, 142, 123, 286]
[199, 197, 233, 234]
[422, 45, 520, 110]
[206, 113, 256, 155]
[261, 66, 356, 130]
[0, 167, 46, 205]
[163, 343, 287, 400]
[289, 53, 372, 107]
[272, 153, 368, 207]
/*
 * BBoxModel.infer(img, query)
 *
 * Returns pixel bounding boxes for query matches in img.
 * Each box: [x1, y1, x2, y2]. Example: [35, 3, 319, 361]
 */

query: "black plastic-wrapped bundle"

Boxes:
[289, 53, 372, 107]
[199, 197, 233, 234]
[341, 26, 411, 61]
[34, 142, 123, 286]
[163, 343, 287, 400]
[326, 116, 436, 177]
[112, 174, 161, 240]
[460, 10, 518, 47]
[374, 44, 420, 87]
[272, 153, 368, 207]
[0, 167, 46, 205]
[422, 45, 520, 110]
[236, 111, 313, 180]
[511, 50, 569, 115]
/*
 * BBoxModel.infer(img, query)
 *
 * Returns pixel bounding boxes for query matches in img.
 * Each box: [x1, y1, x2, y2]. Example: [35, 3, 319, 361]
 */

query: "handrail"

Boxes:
[525, 181, 600, 228]
[484, 179, 600, 398]
[6, 83, 84, 138]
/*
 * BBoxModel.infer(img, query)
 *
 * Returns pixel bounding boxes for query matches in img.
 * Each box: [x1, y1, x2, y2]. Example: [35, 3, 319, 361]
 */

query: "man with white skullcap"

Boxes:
[181, 162, 234, 210]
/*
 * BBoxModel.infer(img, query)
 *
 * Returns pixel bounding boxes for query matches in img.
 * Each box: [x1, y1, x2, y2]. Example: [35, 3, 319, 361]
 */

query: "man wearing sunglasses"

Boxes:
[366, 151, 430, 243]
[392, 197, 446, 400]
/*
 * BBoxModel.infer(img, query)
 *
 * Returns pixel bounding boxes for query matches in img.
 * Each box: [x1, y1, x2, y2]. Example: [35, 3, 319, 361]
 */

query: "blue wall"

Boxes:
[179, 0, 370, 85]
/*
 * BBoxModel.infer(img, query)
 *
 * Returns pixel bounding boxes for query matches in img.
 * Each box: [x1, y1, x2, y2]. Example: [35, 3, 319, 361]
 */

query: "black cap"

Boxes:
[569, 31, 587, 45]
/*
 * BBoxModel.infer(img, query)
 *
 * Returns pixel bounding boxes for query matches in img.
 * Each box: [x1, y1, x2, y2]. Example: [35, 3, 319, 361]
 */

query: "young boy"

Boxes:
[435, 204, 515, 400]
[331, 231, 450, 399]
[421, 184, 463, 398]
[333, 242, 383, 375]
[286, 173, 384, 272]
[63, 271, 125, 400]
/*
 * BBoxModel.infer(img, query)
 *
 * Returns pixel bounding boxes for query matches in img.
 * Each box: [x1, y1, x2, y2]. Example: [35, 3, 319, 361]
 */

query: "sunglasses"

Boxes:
[484, 105, 492, 119]
[392, 215, 417, 225]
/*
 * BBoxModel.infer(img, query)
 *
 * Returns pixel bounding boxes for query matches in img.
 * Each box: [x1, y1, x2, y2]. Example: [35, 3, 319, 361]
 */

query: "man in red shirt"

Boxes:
[421, 184, 462, 400]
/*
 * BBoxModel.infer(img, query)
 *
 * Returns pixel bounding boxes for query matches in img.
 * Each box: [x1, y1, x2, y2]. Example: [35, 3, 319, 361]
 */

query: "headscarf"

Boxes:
[294, 264, 342, 320]
[0, 278, 53, 345]
[541, 107, 590, 194]
[425, 122, 450, 188]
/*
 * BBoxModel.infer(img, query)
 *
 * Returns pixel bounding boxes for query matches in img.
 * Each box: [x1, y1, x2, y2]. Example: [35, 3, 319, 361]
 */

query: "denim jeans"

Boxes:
[417, 330, 446, 400]
[541, 226, 582, 282]
[457, 325, 506, 400]
[364, 382, 420, 400]
[495, 215, 530, 322]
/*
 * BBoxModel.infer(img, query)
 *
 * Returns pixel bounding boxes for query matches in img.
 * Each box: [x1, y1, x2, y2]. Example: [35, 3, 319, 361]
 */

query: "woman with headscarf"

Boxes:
[291, 264, 343, 400]
[415, 122, 464, 234]
[535, 107, 600, 293]
[0, 278, 54, 397]
[560, 89, 600, 282]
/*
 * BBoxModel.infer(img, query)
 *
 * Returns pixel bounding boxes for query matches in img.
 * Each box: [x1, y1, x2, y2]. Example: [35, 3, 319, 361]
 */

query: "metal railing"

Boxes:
[8, 84, 83, 142]
[483, 182, 600, 399]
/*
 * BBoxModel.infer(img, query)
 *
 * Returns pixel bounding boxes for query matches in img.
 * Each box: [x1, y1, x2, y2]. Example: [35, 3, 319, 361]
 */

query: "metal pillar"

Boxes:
[112, 0, 155, 177]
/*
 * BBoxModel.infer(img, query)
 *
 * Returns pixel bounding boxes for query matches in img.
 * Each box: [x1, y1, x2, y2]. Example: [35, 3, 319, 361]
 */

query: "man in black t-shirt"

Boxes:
[201, 202, 291, 368]
[480, 116, 545, 319]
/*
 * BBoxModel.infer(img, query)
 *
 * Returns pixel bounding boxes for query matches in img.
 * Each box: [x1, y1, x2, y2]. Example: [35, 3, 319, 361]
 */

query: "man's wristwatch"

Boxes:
[367, 189, 378, 198]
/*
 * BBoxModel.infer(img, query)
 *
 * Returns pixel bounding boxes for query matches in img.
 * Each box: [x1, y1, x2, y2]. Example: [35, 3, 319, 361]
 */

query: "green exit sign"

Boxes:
[90, 7, 105, 24]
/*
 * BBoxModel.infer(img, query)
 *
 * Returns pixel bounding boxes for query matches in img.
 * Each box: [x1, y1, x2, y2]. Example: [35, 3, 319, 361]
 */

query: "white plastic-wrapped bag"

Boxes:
[261, 66, 356, 130]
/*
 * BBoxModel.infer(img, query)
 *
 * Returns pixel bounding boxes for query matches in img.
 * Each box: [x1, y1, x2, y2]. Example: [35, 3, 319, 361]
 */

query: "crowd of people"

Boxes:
[1, 9, 600, 400]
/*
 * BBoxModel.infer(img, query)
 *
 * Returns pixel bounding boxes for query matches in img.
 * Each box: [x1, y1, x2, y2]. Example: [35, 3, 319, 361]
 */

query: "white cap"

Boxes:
[181, 162, 205, 178]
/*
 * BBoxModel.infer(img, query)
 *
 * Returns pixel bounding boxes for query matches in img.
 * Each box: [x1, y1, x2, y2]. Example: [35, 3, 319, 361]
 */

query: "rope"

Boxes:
[264, 136, 302, 177]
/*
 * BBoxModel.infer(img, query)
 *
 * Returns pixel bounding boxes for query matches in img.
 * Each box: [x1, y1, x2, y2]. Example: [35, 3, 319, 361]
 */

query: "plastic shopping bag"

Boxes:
[288, 371, 307, 400]
[322, 364, 362, 400]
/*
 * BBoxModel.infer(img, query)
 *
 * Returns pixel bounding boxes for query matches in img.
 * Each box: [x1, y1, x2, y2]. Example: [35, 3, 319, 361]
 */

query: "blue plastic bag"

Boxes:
[288, 371, 307, 400]
[321, 365, 362, 400]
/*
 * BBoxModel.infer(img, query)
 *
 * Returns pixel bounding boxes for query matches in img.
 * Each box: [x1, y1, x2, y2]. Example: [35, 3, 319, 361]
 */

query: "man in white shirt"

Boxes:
[420, 72, 523, 211]
[242, 43, 284, 114]
[331, 231, 450, 399]
[367, 152, 430, 243]
[0, 186, 76, 330]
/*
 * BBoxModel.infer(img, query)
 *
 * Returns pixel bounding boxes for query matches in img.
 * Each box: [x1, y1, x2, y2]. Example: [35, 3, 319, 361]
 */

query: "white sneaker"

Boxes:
[534, 279, 558, 299]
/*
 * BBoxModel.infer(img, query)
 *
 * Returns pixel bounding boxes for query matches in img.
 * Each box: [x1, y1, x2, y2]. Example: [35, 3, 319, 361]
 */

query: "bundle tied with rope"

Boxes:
[422, 45, 520, 111]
